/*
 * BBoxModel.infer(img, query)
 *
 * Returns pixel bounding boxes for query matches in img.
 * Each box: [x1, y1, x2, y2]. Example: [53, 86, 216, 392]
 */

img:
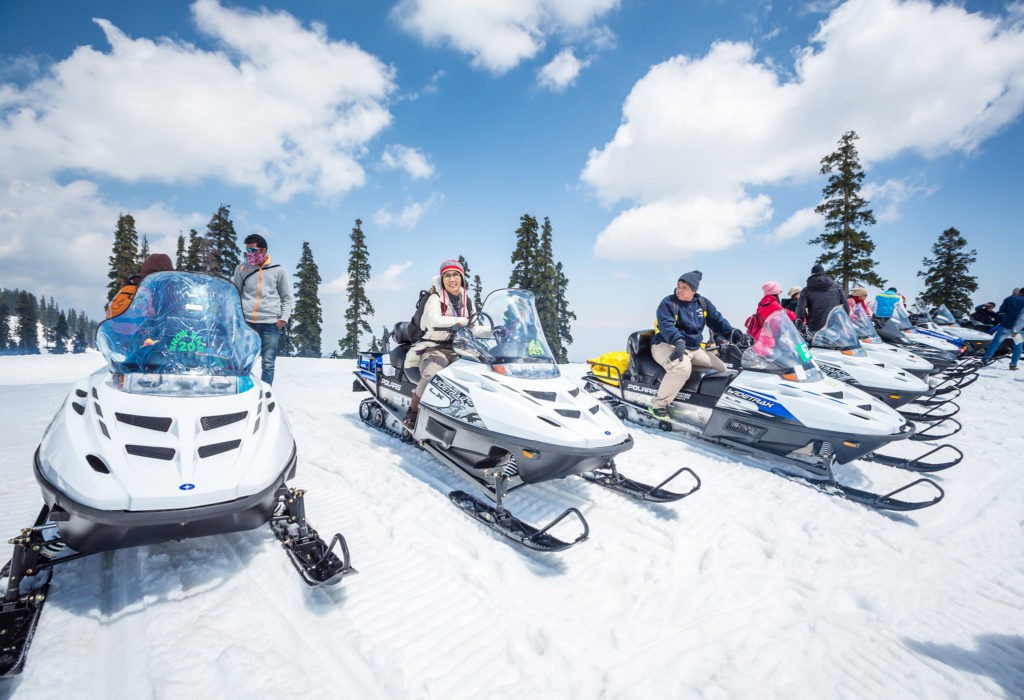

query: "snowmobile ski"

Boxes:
[898, 400, 960, 423]
[775, 469, 945, 511]
[579, 464, 701, 503]
[861, 443, 963, 472]
[448, 490, 588, 552]
[270, 487, 356, 586]
[906, 417, 962, 441]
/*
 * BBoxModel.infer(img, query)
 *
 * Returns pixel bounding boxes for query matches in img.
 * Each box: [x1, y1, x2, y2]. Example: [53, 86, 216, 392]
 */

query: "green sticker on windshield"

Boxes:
[168, 330, 206, 353]
[527, 339, 544, 357]
[796, 342, 812, 363]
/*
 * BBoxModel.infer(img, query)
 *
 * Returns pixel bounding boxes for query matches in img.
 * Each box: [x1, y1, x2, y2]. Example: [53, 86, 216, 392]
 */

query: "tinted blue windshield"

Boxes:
[97, 272, 259, 377]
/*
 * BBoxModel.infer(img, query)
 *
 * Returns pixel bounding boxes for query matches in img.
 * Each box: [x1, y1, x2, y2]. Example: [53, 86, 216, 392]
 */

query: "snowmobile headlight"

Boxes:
[521, 449, 539, 459]
[117, 372, 246, 396]
[491, 362, 560, 379]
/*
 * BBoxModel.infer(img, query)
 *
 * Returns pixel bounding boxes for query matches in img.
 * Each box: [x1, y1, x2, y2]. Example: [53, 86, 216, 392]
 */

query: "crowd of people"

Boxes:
[104, 244, 1022, 417]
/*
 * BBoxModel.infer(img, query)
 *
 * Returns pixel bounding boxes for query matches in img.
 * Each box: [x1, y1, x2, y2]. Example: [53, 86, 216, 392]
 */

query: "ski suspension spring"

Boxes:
[820, 441, 835, 460]
[499, 457, 519, 478]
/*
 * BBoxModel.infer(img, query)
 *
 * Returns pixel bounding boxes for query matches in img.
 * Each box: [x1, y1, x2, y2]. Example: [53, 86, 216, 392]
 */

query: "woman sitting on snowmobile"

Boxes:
[403, 259, 476, 429]
[647, 270, 746, 420]
[847, 287, 871, 316]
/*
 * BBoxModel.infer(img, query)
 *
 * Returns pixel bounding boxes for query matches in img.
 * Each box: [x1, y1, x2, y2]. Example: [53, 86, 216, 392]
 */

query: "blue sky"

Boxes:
[2, 0, 1023, 359]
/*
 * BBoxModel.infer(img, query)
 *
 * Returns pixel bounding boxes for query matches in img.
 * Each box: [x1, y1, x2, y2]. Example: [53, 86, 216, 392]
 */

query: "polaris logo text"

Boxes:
[625, 382, 657, 396]
[380, 378, 404, 392]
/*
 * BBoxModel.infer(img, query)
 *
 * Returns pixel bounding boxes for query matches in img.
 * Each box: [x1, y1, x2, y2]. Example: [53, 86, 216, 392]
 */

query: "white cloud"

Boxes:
[769, 207, 823, 243]
[583, 0, 1024, 261]
[862, 178, 936, 223]
[0, 0, 396, 200]
[391, 0, 618, 73]
[373, 194, 443, 229]
[368, 261, 413, 290]
[381, 144, 436, 179]
[322, 273, 350, 295]
[537, 49, 590, 92]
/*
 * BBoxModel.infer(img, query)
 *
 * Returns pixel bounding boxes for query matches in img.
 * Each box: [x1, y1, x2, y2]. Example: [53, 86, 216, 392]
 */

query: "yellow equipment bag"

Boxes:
[587, 351, 629, 387]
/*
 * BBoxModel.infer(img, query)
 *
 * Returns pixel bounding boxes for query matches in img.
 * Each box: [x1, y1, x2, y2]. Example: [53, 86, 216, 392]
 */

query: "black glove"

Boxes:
[669, 339, 687, 361]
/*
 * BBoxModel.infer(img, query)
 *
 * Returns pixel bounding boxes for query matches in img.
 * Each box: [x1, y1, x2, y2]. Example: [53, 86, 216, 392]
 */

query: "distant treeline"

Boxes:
[0, 289, 99, 355]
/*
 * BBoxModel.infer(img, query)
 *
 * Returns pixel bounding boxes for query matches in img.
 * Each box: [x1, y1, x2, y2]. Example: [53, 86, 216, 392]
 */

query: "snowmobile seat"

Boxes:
[684, 368, 737, 398]
[388, 321, 422, 383]
[627, 330, 662, 381]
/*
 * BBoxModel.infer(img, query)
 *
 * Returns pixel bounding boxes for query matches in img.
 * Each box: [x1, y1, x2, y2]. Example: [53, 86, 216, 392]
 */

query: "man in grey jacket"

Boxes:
[231, 233, 293, 384]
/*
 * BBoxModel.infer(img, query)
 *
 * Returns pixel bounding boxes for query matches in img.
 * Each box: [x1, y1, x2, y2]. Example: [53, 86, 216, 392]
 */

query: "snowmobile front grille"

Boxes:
[201, 411, 248, 431]
[99, 421, 110, 438]
[268, 402, 276, 413]
[525, 390, 557, 401]
[116, 412, 173, 432]
[92, 387, 99, 399]
[568, 387, 580, 397]
[198, 439, 242, 458]
[555, 409, 581, 419]
[588, 404, 600, 414]
[72, 401, 85, 415]
[75, 389, 87, 398]
[94, 402, 103, 418]
[125, 444, 176, 460]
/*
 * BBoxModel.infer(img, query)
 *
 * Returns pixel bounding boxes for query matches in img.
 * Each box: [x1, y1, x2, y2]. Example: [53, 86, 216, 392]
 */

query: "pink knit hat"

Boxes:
[761, 280, 782, 296]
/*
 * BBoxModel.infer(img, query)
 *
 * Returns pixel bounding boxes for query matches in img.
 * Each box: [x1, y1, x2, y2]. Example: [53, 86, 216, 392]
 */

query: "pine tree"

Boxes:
[278, 319, 295, 357]
[138, 234, 150, 265]
[51, 311, 69, 354]
[291, 241, 323, 358]
[472, 274, 483, 311]
[338, 219, 374, 358]
[204, 205, 241, 278]
[0, 301, 8, 353]
[810, 131, 884, 294]
[916, 227, 978, 315]
[533, 217, 560, 351]
[554, 261, 575, 363]
[185, 229, 203, 272]
[107, 213, 139, 302]
[72, 329, 87, 354]
[175, 233, 187, 269]
[509, 214, 539, 289]
[15, 290, 39, 354]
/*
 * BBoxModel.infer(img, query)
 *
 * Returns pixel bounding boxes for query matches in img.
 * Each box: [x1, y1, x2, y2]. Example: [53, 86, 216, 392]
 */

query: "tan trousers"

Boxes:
[413, 347, 458, 398]
[650, 343, 726, 409]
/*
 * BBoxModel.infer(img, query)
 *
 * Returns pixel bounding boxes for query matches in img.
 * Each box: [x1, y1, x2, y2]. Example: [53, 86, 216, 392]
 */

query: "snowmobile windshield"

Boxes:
[848, 304, 882, 343]
[452, 288, 559, 379]
[812, 306, 866, 355]
[933, 305, 958, 325]
[910, 302, 933, 323]
[96, 272, 259, 395]
[891, 303, 915, 331]
[740, 310, 823, 382]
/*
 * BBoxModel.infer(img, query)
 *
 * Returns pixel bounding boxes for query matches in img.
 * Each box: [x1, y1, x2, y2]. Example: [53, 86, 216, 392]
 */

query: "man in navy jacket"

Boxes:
[648, 270, 744, 419]
[981, 288, 1024, 370]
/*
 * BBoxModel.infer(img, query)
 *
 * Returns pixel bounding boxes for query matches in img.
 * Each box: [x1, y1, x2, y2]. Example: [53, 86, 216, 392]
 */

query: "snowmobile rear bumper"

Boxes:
[32, 442, 297, 555]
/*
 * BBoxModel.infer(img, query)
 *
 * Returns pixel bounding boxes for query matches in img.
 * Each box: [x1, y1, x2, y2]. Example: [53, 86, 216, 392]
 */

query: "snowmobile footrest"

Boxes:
[580, 465, 701, 503]
[907, 417, 962, 441]
[448, 490, 588, 552]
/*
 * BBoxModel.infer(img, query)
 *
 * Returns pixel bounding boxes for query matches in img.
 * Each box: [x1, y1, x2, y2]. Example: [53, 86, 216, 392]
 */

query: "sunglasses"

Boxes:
[245, 247, 260, 253]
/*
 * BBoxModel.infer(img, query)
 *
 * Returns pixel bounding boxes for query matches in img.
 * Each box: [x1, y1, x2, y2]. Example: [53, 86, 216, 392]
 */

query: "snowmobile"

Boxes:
[848, 305, 936, 378]
[803, 307, 963, 445]
[353, 288, 698, 553]
[876, 303, 982, 386]
[913, 304, 993, 355]
[583, 310, 946, 512]
[0, 272, 354, 678]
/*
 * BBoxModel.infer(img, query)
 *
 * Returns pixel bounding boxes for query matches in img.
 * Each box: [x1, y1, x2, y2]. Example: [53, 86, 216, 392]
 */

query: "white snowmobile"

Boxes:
[913, 303, 993, 355]
[808, 307, 963, 444]
[353, 289, 698, 552]
[0, 272, 354, 678]
[583, 311, 945, 511]
[876, 303, 982, 387]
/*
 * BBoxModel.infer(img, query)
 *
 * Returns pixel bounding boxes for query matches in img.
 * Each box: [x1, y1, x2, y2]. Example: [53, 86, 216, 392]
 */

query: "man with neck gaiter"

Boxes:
[231, 233, 293, 385]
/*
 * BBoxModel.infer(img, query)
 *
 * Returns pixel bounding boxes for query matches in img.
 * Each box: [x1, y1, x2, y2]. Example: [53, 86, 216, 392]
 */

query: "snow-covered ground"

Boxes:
[1, 352, 1023, 698]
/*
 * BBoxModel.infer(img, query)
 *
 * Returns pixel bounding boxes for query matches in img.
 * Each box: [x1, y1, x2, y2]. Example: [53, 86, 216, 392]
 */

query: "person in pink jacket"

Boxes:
[746, 281, 796, 340]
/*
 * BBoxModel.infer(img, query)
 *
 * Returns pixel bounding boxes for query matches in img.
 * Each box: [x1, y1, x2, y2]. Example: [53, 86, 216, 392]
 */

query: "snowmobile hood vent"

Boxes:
[198, 439, 242, 458]
[116, 412, 172, 432]
[525, 390, 557, 401]
[201, 411, 248, 431]
[125, 444, 176, 460]
[555, 409, 581, 419]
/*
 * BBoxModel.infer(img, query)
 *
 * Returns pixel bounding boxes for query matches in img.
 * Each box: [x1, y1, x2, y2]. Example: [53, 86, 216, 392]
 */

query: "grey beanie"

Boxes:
[811, 263, 825, 274]
[678, 270, 702, 291]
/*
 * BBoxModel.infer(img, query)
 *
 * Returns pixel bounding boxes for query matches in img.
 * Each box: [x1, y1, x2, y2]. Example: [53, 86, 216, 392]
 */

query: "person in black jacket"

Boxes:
[971, 302, 999, 327]
[795, 264, 845, 334]
[648, 270, 746, 420]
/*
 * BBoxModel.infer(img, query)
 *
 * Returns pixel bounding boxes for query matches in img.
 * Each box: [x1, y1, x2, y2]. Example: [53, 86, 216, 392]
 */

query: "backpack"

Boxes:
[407, 288, 475, 344]
[106, 276, 141, 319]
[744, 312, 763, 338]
[407, 289, 433, 344]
